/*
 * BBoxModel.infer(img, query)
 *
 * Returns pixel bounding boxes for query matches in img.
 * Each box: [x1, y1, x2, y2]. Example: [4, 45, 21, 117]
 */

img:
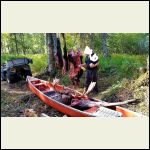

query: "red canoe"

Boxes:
[26, 76, 144, 117]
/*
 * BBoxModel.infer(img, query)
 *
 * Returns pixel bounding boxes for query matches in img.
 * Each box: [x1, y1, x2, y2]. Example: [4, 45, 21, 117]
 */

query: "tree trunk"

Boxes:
[52, 33, 57, 54]
[20, 33, 26, 55]
[57, 36, 63, 69]
[147, 55, 149, 71]
[46, 33, 54, 73]
[52, 33, 63, 69]
[80, 33, 84, 49]
[13, 33, 19, 55]
[90, 33, 94, 50]
[62, 33, 69, 71]
[52, 33, 58, 67]
[100, 33, 108, 57]
[72, 33, 78, 48]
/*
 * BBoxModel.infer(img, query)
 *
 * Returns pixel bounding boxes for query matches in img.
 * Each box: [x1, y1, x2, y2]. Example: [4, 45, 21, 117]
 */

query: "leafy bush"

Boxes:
[98, 54, 147, 81]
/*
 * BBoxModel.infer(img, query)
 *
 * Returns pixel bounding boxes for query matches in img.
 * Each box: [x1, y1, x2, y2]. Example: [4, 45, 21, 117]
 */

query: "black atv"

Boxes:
[1, 58, 33, 83]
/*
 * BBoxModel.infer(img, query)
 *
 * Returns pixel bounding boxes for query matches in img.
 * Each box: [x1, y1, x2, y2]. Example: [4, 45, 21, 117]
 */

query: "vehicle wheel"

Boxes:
[1, 72, 6, 81]
[1, 76, 4, 81]
[6, 77, 12, 84]
[27, 71, 32, 76]
[1, 75, 5, 81]
[25, 70, 32, 77]
[6, 74, 13, 84]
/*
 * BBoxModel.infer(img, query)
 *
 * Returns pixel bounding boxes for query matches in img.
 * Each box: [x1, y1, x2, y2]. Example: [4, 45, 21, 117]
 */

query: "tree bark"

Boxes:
[90, 33, 94, 50]
[46, 33, 54, 73]
[51, 33, 63, 69]
[13, 33, 19, 55]
[52, 33, 58, 67]
[20, 33, 26, 55]
[57, 36, 63, 69]
[52, 33, 57, 54]
[62, 33, 69, 71]
[100, 33, 108, 57]
[147, 55, 149, 71]
[80, 33, 84, 49]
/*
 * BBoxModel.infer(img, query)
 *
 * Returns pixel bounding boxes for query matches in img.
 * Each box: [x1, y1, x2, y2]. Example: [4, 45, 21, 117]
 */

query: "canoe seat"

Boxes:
[44, 91, 56, 96]
[69, 99, 93, 111]
[69, 99, 80, 107]
[43, 89, 51, 93]
[44, 91, 62, 101]
[84, 106, 98, 113]
[34, 83, 45, 86]
[92, 107, 122, 117]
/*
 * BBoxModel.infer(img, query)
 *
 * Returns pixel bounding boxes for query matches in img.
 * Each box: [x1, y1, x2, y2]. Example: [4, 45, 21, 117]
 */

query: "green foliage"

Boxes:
[65, 33, 80, 50]
[93, 34, 102, 52]
[98, 54, 147, 81]
[27, 54, 47, 74]
[1, 33, 46, 55]
[1, 33, 148, 84]
[1, 53, 147, 86]
[107, 33, 149, 54]
[1, 33, 149, 55]
[61, 75, 71, 86]
[1, 54, 25, 64]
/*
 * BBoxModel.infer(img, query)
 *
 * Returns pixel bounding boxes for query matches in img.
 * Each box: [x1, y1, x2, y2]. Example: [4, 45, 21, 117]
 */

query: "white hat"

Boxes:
[84, 46, 93, 55]
[90, 53, 98, 62]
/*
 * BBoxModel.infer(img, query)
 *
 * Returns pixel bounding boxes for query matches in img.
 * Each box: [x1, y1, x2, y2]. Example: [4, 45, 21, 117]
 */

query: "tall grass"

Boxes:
[98, 54, 147, 80]
[27, 54, 47, 74]
[1, 53, 147, 80]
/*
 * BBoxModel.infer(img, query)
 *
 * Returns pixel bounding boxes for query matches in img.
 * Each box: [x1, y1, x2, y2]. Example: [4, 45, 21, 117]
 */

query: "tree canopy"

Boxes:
[1, 33, 149, 55]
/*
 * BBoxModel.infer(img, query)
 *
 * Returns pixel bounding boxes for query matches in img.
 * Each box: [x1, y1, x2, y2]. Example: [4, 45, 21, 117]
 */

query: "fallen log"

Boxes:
[102, 99, 139, 107]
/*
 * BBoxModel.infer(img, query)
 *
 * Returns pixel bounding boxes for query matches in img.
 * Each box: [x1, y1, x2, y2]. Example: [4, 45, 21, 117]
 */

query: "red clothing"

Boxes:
[69, 54, 81, 79]
[62, 58, 66, 75]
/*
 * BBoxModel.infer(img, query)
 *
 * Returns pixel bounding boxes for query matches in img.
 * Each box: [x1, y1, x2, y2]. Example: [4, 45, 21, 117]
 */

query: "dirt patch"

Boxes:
[1, 80, 63, 117]
[103, 88, 134, 103]
[1, 70, 149, 117]
[89, 70, 149, 116]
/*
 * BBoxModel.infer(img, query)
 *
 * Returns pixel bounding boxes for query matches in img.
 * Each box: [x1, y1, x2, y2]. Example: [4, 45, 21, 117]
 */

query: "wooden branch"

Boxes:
[102, 99, 139, 107]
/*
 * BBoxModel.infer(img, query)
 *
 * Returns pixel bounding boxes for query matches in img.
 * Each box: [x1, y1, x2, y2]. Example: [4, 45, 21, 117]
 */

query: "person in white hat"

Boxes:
[79, 46, 99, 96]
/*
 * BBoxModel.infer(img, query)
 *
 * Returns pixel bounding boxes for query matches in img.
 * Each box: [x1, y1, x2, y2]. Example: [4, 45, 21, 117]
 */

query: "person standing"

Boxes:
[68, 49, 83, 87]
[80, 46, 99, 96]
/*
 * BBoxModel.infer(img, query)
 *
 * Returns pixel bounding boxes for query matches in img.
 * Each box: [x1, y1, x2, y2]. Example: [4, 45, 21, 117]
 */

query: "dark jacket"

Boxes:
[85, 53, 98, 82]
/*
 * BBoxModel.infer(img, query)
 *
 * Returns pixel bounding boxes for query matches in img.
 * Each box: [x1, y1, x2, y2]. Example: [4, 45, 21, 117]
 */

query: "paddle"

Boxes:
[51, 80, 138, 107]
[98, 99, 139, 107]
[84, 82, 96, 95]
[63, 86, 88, 98]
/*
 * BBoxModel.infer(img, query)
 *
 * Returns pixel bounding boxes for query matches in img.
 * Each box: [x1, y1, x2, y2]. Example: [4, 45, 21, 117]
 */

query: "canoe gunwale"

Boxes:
[27, 76, 94, 117]
[26, 76, 145, 117]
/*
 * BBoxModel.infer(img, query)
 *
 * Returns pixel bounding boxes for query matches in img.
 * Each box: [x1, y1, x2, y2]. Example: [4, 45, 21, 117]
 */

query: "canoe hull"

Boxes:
[27, 76, 144, 117]
[27, 78, 90, 117]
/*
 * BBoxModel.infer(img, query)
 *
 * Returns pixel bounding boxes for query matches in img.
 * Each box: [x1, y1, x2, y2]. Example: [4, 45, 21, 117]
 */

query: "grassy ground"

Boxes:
[1, 53, 147, 88]
[1, 80, 63, 117]
[1, 53, 146, 74]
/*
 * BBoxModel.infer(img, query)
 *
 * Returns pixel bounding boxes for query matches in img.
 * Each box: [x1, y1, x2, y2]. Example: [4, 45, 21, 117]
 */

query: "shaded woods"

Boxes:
[1, 33, 149, 56]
